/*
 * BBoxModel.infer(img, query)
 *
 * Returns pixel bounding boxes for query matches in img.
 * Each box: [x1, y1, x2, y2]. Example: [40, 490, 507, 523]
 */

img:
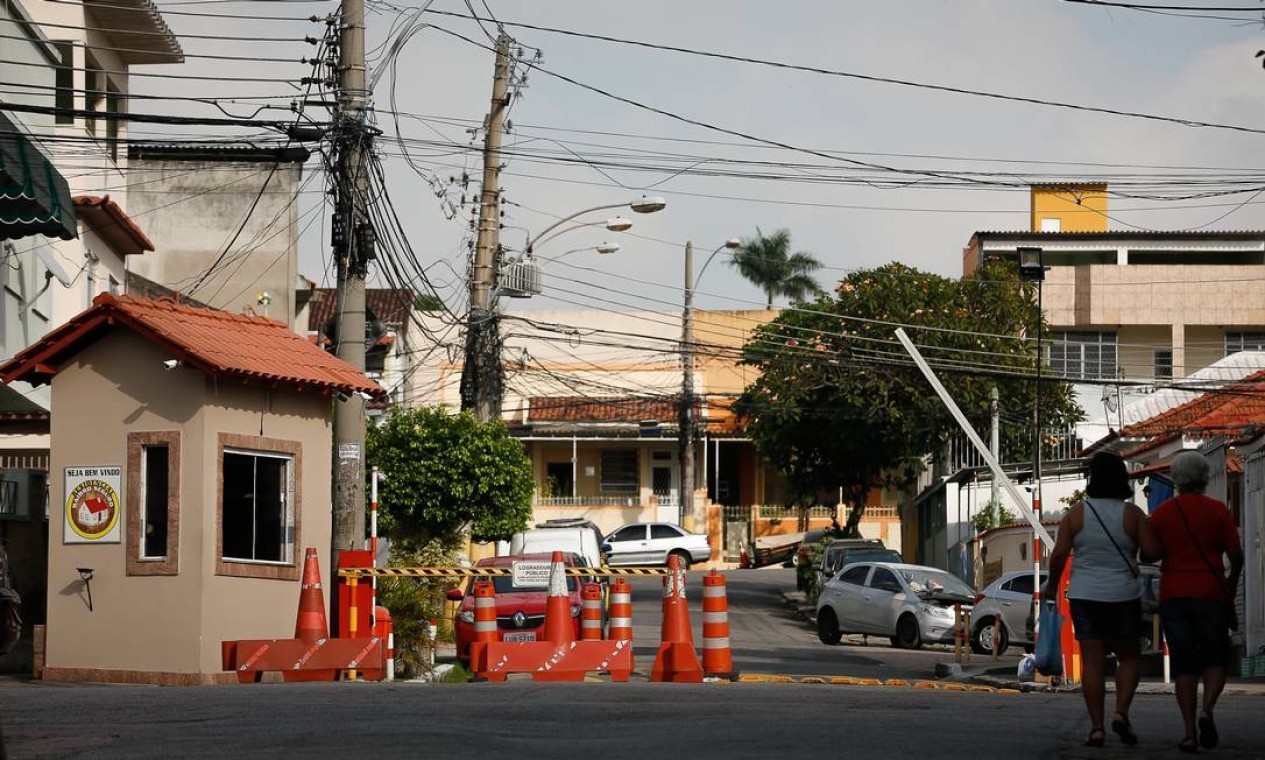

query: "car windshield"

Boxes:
[898, 568, 975, 602]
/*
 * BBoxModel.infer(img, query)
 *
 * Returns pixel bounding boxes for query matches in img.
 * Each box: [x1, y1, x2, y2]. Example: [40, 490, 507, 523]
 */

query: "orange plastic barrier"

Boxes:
[374, 605, 394, 682]
[221, 547, 385, 683]
[581, 582, 604, 641]
[478, 552, 632, 682]
[650, 554, 703, 683]
[701, 569, 735, 680]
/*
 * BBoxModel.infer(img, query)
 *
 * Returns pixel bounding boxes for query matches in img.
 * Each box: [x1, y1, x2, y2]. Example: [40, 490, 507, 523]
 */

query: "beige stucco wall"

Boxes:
[46, 330, 333, 680]
[1042, 264, 1265, 330]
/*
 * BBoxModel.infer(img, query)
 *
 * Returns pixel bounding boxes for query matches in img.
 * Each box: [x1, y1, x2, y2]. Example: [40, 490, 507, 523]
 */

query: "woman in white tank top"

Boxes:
[1043, 451, 1161, 748]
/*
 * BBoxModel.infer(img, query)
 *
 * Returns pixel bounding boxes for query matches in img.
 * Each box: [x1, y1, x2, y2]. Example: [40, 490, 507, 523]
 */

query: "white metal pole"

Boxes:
[895, 328, 1053, 547]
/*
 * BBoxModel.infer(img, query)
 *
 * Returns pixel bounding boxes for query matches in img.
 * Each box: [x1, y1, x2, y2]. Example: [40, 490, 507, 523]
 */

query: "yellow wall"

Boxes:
[1030, 184, 1108, 233]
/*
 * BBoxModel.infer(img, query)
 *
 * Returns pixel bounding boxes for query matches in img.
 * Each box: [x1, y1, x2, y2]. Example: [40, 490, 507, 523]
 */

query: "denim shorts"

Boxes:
[1160, 598, 1231, 677]
[1068, 598, 1142, 642]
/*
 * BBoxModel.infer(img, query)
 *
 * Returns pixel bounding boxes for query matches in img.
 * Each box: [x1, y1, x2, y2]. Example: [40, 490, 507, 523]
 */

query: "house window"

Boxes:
[1154, 349, 1173, 380]
[222, 450, 292, 563]
[1225, 332, 1265, 356]
[599, 450, 638, 493]
[216, 433, 301, 580]
[1049, 331, 1117, 380]
[54, 42, 74, 125]
[126, 431, 180, 576]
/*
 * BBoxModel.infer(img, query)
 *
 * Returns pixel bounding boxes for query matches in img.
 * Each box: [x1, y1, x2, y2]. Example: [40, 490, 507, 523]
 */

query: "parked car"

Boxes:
[818, 539, 902, 579]
[535, 518, 606, 553]
[788, 528, 836, 568]
[447, 552, 590, 666]
[970, 570, 1048, 655]
[510, 526, 604, 569]
[815, 562, 976, 650]
[602, 522, 711, 570]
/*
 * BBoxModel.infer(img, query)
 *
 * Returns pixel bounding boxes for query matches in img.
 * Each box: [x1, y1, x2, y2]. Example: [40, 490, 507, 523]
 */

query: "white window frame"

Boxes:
[1049, 331, 1117, 380]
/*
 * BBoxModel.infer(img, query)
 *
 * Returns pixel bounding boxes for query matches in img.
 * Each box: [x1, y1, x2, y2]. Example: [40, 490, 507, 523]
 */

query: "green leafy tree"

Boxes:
[729, 228, 825, 307]
[736, 261, 1080, 535]
[366, 406, 533, 544]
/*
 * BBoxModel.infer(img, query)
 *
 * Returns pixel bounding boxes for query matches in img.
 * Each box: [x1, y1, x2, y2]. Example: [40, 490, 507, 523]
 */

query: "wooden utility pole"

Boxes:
[331, 0, 372, 584]
[461, 33, 511, 422]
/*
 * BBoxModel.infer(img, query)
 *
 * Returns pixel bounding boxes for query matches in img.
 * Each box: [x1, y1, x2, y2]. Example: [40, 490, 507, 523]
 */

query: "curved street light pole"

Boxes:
[681, 238, 741, 531]
[524, 197, 665, 254]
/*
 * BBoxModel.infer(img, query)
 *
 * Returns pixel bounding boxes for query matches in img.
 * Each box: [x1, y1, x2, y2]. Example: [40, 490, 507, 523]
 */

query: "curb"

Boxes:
[735, 673, 1018, 694]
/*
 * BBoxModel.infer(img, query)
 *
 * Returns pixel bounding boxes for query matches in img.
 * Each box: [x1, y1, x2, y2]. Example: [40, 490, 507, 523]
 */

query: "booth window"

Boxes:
[126, 431, 181, 576]
[216, 433, 301, 580]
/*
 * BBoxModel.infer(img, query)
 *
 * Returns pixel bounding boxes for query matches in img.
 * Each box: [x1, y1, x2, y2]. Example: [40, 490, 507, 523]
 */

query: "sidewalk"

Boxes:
[783, 588, 1265, 695]
[943, 659, 1265, 696]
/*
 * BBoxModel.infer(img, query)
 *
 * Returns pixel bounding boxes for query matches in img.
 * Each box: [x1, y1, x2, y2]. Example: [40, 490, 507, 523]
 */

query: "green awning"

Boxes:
[0, 110, 77, 242]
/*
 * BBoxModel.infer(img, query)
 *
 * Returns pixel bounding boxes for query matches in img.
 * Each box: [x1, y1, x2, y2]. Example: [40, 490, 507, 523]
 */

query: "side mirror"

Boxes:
[600, 542, 612, 554]
[445, 587, 464, 601]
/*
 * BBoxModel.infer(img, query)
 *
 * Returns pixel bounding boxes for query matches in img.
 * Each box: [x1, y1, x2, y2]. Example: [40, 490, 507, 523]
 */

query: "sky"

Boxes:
[139, 0, 1265, 315]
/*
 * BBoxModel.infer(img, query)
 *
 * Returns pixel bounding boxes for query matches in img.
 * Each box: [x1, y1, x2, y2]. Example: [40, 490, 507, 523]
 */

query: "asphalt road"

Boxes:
[4, 680, 1265, 759]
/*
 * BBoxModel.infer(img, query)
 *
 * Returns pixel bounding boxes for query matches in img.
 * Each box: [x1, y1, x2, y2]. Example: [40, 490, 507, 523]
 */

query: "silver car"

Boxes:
[602, 522, 711, 570]
[815, 562, 976, 649]
[970, 570, 1047, 655]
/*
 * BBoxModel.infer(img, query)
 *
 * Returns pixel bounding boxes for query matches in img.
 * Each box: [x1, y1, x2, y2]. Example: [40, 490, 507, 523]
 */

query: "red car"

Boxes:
[447, 552, 588, 665]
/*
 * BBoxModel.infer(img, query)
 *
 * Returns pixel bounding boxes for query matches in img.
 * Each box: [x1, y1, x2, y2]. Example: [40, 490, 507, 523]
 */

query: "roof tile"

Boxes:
[0, 294, 381, 397]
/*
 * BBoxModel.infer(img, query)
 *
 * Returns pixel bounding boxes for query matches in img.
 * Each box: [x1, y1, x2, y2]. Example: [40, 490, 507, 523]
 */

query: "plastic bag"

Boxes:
[1034, 601, 1063, 676]
[1017, 653, 1036, 681]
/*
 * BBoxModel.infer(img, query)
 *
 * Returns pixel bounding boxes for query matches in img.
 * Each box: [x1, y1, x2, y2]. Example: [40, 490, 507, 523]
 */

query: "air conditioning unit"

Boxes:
[0, 469, 46, 521]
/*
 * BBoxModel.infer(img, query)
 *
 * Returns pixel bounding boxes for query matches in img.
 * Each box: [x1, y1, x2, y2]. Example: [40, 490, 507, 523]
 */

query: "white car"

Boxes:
[815, 562, 976, 650]
[602, 522, 711, 570]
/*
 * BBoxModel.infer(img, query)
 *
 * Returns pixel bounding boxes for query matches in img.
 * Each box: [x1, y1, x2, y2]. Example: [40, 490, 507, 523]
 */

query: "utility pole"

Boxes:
[461, 33, 511, 422]
[331, 0, 372, 588]
[680, 241, 695, 530]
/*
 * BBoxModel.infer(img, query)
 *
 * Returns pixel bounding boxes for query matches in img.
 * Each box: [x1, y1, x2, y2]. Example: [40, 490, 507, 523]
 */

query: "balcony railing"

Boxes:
[533, 495, 641, 507]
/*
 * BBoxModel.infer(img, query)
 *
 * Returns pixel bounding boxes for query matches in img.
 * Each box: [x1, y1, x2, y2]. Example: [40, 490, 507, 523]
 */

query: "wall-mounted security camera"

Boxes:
[161, 359, 179, 371]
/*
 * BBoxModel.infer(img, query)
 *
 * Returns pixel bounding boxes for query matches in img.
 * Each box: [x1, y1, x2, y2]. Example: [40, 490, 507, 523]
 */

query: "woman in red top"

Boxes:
[1150, 451, 1243, 753]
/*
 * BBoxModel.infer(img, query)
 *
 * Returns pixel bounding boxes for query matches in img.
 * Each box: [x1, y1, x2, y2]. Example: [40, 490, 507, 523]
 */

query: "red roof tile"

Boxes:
[307, 288, 414, 334]
[1119, 370, 1265, 440]
[73, 195, 154, 257]
[528, 396, 680, 423]
[0, 293, 382, 397]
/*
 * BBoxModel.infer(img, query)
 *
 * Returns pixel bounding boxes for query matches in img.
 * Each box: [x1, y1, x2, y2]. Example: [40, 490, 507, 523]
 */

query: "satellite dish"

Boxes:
[34, 247, 73, 288]
[1102, 388, 1119, 413]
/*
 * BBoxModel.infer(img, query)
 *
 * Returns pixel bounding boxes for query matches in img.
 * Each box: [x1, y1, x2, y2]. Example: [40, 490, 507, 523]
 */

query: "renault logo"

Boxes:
[512, 611, 527, 628]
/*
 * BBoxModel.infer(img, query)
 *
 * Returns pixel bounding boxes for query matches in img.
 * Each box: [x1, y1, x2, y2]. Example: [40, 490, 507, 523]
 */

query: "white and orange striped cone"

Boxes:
[581, 582, 604, 641]
[374, 605, 394, 681]
[701, 569, 736, 680]
[608, 578, 634, 671]
[541, 551, 577, 644]
[294, 547, 329, 643]
[650, 553, 703, 682]
[469, 580, 498, 677]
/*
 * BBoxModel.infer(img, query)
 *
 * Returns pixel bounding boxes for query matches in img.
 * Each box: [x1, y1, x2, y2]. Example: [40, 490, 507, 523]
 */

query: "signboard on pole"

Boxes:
[64, 466, 122, 544]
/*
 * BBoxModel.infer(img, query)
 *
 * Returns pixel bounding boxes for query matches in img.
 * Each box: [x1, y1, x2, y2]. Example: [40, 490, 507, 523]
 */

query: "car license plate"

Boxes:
[502, 632, 536, 643]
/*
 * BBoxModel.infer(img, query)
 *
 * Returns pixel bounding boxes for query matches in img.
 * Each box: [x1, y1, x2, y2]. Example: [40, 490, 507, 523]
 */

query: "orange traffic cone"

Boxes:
[541, 551, 577, 644]
[294, 547, 329, 643]
[650, 553, 703, 682]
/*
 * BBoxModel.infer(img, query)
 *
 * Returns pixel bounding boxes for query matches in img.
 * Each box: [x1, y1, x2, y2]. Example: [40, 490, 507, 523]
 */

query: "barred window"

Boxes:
[1049, 331, 1117, 380]
[1225, 332, 1265, 356]
[600, 450, 638, 493]
[1154, 349, 1173, 380]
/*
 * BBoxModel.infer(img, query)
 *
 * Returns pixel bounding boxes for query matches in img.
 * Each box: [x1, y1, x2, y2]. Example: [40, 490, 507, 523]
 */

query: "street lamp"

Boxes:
[1017, 246, 1045, 627]
[681, 237, 742, 530]
[523, 197, 666, 254]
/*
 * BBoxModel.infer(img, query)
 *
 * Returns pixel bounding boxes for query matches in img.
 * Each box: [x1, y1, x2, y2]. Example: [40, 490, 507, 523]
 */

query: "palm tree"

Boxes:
[728, 228, 825, 307]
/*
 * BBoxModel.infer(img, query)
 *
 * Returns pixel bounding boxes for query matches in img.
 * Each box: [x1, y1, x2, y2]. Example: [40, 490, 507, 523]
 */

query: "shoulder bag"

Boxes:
[1173, 495, 1238, 631]
[1083, 499, 1151, 604]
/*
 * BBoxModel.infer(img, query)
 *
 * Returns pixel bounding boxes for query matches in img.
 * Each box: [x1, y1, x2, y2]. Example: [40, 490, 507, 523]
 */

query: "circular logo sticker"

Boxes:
[66, 479, 120, 540]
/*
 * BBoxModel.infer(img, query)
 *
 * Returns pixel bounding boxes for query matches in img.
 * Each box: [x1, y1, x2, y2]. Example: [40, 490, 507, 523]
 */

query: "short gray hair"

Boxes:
[1170, 451, 1210, 493]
